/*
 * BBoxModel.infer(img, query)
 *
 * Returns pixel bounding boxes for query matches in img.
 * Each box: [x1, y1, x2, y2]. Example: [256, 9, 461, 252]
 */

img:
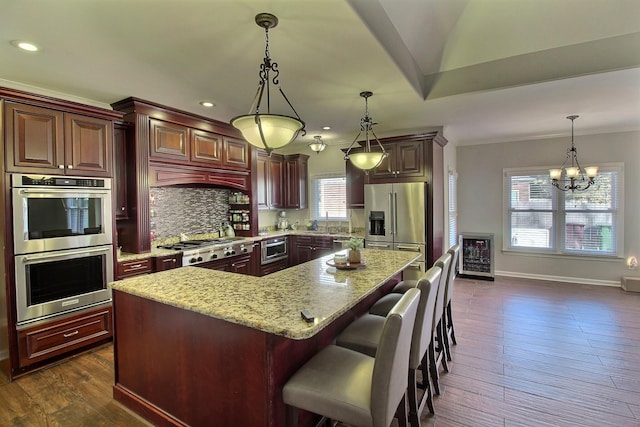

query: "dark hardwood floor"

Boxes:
[1, 276, 639, 427]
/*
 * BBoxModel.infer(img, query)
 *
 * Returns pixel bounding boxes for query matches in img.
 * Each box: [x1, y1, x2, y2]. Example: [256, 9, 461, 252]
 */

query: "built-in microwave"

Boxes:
[14, 245, 114, 325]
[11, 174, 113, 254]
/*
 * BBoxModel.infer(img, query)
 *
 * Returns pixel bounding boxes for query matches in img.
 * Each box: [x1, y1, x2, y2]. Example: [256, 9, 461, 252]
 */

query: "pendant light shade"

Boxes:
[343, 91, 387, 172]
[230, 13, 305, 155]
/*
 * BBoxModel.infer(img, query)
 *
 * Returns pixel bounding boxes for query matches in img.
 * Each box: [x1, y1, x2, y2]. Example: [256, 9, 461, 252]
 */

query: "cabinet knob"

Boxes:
[67, 165, 73, 169]
[58, 165, 65, 169]
[120, 206, 126, 211]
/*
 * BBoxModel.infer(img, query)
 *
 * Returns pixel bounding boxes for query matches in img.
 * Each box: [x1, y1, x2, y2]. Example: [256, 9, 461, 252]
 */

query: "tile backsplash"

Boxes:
[150, 187, 229, 239]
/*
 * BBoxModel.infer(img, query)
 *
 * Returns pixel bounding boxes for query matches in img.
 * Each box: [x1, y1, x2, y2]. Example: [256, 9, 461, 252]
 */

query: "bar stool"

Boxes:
[429, 252, 452, 395]
[282, 289, 420, 427]
[442, 245, 460, 361]
[336, 266, 442, 426]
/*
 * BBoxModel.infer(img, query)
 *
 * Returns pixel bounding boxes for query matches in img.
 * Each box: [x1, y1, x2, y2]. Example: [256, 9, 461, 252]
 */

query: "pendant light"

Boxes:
[308, 135, 326, 153]
[343, 91, 387, 171]
[230, 13, 305, 155]
[549, 115, 598, 192]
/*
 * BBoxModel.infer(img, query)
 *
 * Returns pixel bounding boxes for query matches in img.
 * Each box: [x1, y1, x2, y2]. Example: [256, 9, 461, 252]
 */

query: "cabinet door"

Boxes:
[346, 156, 366, 208]
[65, 113, 113, 177]
[149, 119, 189, 162]
[395, 140, 424, 177]
[314, 236, 335, 259]
[114, 124, 128, 219]
[256, 154, 269, 210]
[260, 259, 288, 276]
[4, 101, 64, 173]
[370, 144, 397, 180]
[191, 129, 222, 165]
[269, 155, 284, 209]
[154, 254, 182, 272]
[284, 154, 308, 209]
[222, 137, 250, 170]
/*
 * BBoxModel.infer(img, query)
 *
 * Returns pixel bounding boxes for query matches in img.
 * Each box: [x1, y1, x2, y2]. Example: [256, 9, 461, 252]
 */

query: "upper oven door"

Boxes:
[12, 186, 113, 254]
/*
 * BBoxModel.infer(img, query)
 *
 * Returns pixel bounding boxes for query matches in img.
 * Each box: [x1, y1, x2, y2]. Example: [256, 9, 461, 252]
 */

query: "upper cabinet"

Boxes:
[114, 123, 129, 220]
[257, 151, 284, 210]
[284, 154, 309, 209]
[369, 139, 425, 182]
[4, 101, 113, 177]
[256, 152, 309, 210]
[149, 119, 249, 171]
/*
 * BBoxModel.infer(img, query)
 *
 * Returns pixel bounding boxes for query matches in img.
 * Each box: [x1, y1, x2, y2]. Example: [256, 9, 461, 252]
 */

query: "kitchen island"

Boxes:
[110, 248, 420, 427]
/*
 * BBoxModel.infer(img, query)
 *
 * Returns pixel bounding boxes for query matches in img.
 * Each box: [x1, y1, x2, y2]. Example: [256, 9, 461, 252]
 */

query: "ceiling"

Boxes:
[1, 0, 639, 148]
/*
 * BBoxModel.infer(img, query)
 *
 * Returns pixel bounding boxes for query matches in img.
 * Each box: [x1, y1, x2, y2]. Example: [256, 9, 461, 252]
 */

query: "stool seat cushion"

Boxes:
[392, 280, 418, 294]
[336, 314, 385, 357]
[369, 293, 403, 317]
[283, 345, 375, 427]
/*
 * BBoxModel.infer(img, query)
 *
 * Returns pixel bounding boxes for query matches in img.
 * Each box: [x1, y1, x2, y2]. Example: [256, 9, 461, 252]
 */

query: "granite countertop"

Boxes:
[110, 248, 419, 340]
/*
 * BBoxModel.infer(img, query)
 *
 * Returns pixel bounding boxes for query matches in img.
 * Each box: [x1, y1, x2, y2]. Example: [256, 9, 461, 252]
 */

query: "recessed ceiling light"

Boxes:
[11, 40, 39, 52]
[322, 126, 331, 130]
[199, 101, 215, 108]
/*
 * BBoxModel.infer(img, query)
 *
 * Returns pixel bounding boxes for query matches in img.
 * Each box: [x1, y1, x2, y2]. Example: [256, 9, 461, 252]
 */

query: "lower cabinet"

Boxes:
[154, 254, 183, 272]
[260, 259, 288, 276]
[199, 254, 253, 275]
[116, 258, 153, 279]
[293, 235, 335, 264]
[17, 306, 112, 368]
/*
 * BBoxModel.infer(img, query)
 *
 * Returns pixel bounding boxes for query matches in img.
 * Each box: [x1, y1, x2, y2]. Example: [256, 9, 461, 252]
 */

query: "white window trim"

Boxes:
[311, 173, 347, 221]
[502, 162, 624, 258]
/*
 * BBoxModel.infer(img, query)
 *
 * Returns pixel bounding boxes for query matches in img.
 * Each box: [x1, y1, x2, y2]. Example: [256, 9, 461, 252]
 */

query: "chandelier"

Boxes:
[308, 135, 326, 153]
[344, 91, 387, 171]
[549, 115, 598, 192]
[230, 13, 305, 155]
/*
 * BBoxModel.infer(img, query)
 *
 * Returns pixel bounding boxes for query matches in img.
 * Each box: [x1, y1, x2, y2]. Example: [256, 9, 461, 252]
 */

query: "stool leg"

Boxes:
[447, 302, 457, 345]
[408, 369, 420, 427]
[428, 339, 440, 395]
[395, 391, 409, 427]
[436, 319, 449, 373]
[442, 310, 453, 362]
[419, 352, 434, 414]
[286, 405, 299, 427]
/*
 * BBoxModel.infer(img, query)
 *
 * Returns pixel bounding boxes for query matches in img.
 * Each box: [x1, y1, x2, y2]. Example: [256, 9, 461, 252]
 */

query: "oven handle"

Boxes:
[18, 189, 110, 196]
[21, 246, 111, 263]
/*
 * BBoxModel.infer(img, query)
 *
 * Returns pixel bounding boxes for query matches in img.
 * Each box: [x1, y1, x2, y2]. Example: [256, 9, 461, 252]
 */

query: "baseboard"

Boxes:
[495, 270, 620, 287]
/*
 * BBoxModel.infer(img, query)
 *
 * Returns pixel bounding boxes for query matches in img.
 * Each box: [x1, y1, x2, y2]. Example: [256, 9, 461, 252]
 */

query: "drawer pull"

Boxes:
[63, 330, 79, 338]
[130, 264, 142, 268]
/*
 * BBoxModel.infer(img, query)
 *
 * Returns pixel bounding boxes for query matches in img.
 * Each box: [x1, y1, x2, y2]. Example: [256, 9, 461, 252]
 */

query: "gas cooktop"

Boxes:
[158, 238, 254, 266]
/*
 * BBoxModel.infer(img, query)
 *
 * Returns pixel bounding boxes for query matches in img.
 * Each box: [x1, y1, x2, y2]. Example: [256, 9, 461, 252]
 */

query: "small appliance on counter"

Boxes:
[277, 211, 289, 231]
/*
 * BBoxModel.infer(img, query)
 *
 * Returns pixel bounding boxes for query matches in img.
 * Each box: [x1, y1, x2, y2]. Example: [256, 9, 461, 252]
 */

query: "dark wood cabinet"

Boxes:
[116, 258, 153, 279]
[149, 119, 189, 162]
[114, 123, 129, 219]
[284, 154, 309, 209]
[369, 139, 425, 182]
[260, 258, 288, 276]
[345, 153, 366, 208]
[191, 128, 223, 165]
[17, 306, 112, 368]
[153, 254, 182, 272]
[293, 235, 335, 264]
[223, 136, 250, 170]
[257, 151, 284, 210]
[5, 101, 113, 177]
[200, 254, 253, 275]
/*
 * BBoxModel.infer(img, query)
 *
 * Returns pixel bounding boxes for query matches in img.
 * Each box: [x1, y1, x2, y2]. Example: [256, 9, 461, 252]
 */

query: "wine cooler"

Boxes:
[459, 233, 495, 280]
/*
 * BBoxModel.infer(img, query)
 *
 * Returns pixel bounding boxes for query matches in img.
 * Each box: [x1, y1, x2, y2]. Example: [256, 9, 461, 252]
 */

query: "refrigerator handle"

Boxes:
[394, 192, 398, 236]
[388, 191, 394, 236]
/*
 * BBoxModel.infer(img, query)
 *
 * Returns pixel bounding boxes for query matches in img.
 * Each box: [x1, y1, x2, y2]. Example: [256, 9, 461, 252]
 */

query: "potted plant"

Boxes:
[346, 237, 364, 263]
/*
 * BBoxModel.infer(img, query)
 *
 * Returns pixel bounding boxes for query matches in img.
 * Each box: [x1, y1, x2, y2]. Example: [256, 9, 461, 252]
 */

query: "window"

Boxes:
[504, 164, 623, 256]
[313, 176, 347, 220]
[448, 170, 458, 247]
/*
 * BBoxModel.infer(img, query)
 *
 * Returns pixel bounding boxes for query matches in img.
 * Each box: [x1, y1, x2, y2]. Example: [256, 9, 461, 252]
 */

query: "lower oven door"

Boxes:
[15, 245, 114, 325]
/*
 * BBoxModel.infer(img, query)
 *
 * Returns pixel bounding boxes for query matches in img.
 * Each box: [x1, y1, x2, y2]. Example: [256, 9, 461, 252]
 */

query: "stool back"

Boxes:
[371, 288, 420, 427]
[433, 252, 452, 328]
[445, 245, 460, 305]
[409, 265, 442, 369]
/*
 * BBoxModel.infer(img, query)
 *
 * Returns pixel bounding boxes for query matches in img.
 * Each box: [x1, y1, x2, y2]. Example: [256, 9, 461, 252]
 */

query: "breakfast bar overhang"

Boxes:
[110, 249, 420, 427]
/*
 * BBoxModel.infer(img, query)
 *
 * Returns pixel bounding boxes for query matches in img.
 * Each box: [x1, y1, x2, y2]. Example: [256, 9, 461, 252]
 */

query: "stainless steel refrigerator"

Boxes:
[364, 182, 427, 280]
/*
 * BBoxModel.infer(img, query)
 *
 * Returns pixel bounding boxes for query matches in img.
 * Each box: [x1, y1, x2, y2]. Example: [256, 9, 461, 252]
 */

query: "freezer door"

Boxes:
[364, 183, 393, 242]
[393, 182, 426, 244]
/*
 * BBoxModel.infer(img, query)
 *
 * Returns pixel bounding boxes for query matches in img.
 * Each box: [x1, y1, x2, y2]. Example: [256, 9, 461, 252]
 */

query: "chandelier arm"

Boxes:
[254, 115, 273, 155]
[249, 81, 266, 115]
[276, 85, 306, 131]
[369, 128, 387, 154]
[344, 130, 364, 158]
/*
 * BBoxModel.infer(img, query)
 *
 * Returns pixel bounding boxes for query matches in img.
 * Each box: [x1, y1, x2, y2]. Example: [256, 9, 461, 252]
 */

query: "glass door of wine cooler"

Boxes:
[459, 233, 495, 280]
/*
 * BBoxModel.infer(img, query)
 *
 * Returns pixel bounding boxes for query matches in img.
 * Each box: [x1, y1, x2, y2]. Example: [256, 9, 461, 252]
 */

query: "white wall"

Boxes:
[457, 130, 640, 286]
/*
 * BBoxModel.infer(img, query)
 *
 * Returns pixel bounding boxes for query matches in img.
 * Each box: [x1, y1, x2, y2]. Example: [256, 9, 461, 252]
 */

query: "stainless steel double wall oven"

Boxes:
[11, 174, 114, 325]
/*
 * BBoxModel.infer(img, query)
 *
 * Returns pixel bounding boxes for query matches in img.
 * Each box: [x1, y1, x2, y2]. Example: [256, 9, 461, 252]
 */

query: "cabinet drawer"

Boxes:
[18, 307, 112, 367]
[117, 258, 152, 278]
